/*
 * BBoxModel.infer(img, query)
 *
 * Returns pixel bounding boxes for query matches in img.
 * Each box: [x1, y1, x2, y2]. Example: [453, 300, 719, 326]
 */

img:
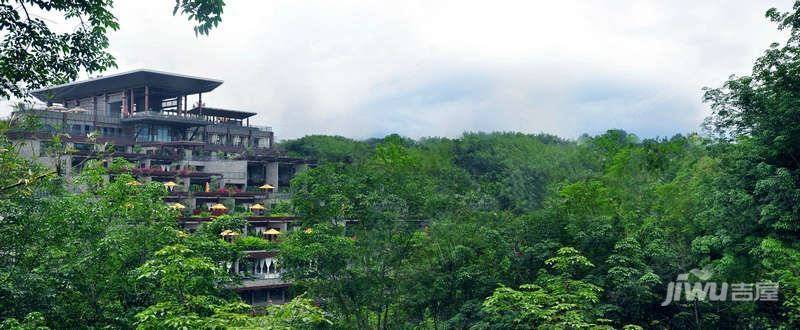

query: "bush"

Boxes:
[235, 236, 277, 251]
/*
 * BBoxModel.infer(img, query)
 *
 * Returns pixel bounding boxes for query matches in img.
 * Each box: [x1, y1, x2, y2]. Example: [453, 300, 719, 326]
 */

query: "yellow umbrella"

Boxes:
[164, 181, 179, 188]
[210, 203, 228, 211]
[249, 203, 265, 210]
[258, 183, 275, 190]
[170, 202, 186, 209]
[220, 229, 240, 237]
[126, 181, 142, 186]
[264, 228, 281, 235]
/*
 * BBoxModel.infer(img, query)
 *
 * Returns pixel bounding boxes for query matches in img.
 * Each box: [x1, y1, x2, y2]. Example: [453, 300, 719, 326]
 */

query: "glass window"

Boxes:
[136, 127, 150, 142]
[157, 126, 170, 142]
[107, 101, 122, 117]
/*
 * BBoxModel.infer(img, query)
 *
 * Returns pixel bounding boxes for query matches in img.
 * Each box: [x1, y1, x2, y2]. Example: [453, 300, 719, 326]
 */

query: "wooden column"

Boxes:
[177, 95, 182, 116]
[144, 85, 149, 112]
[92, 96, 98, 127]
[131, 88, 135, 113]
[121, 90, 127, 117]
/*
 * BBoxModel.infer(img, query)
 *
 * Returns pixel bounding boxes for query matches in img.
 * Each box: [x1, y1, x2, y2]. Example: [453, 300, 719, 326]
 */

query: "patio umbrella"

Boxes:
[220, 229, 240, 237]
[170, 202, 186, 209]
[249, 203, 266, 210]
[264, 228, 281, 235]
[210, 203, 228, 211]
[259, 183, 275, 190]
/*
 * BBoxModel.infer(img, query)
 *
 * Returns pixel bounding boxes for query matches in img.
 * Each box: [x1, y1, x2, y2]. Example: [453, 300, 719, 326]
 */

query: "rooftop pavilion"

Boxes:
[30, 69, 227, 122]
[31, 69, 222, 105]
[189, 106, 257, 126]
[16, 69, 274, 147]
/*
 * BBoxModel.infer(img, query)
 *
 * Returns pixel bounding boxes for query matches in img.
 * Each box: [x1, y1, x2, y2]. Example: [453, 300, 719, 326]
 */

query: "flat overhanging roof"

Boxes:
[188, 106, 256, 119]
[31, 69, 223, 102]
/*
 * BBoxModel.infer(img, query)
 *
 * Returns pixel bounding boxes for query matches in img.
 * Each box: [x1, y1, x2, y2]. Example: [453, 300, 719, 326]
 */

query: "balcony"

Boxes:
[121, 111, 210, 127]
[130, 167, 220, 178]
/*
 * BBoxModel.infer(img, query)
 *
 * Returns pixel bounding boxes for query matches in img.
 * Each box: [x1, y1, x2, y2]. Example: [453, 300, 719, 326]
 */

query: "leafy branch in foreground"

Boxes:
[0, 0, 225, 100]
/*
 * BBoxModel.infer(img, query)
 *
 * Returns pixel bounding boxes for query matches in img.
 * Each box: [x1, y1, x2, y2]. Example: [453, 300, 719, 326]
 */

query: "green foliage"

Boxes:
[134, 244, 228, 303]
[234, 236, 277, 251]
[134, 295, 329, 330]
[280, 134, 371, 163]
[9, 2, 800, 328]
[197, 214, 246, 237]
[475, 248, 607, 329]
[269, 200, 294, 216]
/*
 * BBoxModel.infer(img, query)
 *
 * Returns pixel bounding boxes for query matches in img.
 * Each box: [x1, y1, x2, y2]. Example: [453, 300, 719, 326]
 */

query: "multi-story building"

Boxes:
[6, 69, 313, 306]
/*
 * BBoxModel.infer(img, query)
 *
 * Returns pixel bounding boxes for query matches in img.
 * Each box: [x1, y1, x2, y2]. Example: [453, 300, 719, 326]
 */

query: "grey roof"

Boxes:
[188, 106, 257, 119]
[31, 69, 223, 102]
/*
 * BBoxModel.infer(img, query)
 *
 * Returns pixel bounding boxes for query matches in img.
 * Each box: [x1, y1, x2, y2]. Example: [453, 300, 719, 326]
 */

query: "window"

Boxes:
[107, 101, 122, 117]
[257, 137, 269, 148]
[156, 126, 170, 142]
[136, 127, 150, 142]
[73, 143, 91, 151]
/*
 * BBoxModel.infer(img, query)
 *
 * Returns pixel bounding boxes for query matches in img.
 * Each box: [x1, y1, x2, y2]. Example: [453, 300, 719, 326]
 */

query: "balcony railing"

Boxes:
[121, 111, 211, 126]
[242, 272, 281, 280]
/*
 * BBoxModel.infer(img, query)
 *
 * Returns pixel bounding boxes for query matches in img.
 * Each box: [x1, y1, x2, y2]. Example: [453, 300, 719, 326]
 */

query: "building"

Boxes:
[7, 69, 312, 306]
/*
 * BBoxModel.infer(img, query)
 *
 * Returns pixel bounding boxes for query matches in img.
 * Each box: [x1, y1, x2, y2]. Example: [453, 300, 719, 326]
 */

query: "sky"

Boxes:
[1, 0, 794, 140]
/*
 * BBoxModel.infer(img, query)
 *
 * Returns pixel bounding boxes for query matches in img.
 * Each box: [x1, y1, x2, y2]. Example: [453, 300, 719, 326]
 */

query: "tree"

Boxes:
[0, 0, 224, 99]
[474, 248, 609, 329]
[133, 244, 330, 330]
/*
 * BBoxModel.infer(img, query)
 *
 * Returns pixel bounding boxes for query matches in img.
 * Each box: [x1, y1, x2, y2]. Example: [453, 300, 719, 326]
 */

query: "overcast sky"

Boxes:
[1, 1, 794, 140]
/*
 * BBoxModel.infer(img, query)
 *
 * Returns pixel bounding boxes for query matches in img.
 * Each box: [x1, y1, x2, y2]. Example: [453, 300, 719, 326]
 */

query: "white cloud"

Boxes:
[1, 0, 793, 140]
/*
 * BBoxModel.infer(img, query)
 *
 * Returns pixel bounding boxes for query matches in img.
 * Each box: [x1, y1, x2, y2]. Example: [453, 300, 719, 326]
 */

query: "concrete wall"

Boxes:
[191, 160, 248, 185]
[265, 162, 279, 189]
[16, 139, 40, 159]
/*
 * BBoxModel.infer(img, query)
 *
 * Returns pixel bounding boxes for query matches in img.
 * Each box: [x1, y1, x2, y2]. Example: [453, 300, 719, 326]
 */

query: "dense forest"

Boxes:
[4, 2, 800, 330]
